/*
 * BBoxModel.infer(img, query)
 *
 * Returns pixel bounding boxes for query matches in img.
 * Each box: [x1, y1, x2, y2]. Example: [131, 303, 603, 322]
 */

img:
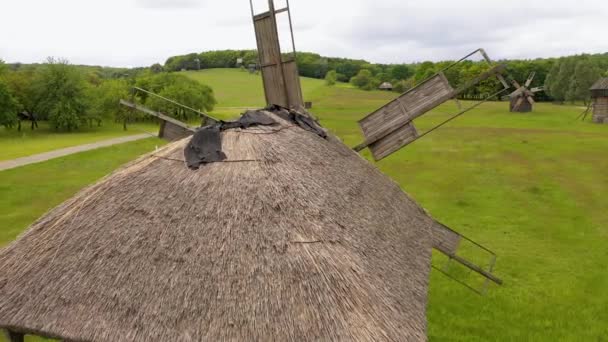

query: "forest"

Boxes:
[0, 58, 216, 131]
[165, 50, 608, 102]
[1, 50, 607, 131]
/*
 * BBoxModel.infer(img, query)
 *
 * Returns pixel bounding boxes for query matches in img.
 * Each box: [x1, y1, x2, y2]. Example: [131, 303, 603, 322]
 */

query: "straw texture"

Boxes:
[0, 111, 434, 341]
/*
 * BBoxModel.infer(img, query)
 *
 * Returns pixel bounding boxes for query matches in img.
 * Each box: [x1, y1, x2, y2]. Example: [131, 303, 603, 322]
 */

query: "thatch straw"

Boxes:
[0, 111, 434, 341]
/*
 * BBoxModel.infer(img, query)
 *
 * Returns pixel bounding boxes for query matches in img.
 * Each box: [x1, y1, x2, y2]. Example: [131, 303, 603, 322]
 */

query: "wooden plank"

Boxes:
[282, 61, 304, 109]
[356, 65, 506, 160]
[368, 122, 418, 161]
[431, 221, 462, 256]
[119, 100, 196, 132]
[254, 14, 288, 107]
[7, 331, 24, 342]
[162, 121, 195, 142]
[359, 73, 454, 145]
[252, 4, 303, 109]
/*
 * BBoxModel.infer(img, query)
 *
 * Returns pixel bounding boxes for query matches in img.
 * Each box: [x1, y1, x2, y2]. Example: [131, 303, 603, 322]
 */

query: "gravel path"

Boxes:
[0, 134, 151, 172]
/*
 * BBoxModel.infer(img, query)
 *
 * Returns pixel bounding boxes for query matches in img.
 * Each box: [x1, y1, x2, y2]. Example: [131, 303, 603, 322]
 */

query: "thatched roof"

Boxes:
[379, 82, 393, 90]
[591, 77, 608, 98]
[0, 110, 435, 341]
[590, 77, 608, 90]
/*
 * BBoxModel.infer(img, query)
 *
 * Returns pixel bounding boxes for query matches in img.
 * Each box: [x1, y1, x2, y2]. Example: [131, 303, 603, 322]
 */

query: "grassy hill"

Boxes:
[186, 69, 608, 340]
[1, 68, 607, 341]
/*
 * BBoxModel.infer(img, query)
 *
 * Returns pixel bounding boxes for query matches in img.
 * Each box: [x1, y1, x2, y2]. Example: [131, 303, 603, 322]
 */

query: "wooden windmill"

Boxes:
[0, 3, 514, 341]
[509, 72, 544, 112]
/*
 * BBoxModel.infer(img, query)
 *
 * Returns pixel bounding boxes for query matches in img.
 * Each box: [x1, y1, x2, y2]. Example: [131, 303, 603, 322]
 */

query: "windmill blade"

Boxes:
[512, 79, 522, 89]
[509, 86, 526, 98]
[513, 97, 524, 111]
[527, 96, 535, 105]
[531, 86, 544, 93]
[525, 72, 536, 87]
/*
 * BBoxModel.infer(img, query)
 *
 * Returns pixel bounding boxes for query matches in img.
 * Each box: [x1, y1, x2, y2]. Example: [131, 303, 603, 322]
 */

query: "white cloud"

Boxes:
[0, 0, 606, 67]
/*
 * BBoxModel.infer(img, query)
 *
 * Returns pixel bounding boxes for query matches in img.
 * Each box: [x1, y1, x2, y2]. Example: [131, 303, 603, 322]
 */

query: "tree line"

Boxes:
[0, 58, 216, 131]
[165, 50, 608, 102]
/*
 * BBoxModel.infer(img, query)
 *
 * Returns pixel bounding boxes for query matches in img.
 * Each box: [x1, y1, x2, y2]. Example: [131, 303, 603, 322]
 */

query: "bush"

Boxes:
[33, 58, 89, 130]
[325, 70, 337, 86]
[0, 80, 20, 129]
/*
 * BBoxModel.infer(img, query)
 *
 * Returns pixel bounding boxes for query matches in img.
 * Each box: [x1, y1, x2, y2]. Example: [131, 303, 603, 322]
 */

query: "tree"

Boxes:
[325, 70, 337, 86]
[393, 79, 414, 93]
[150, 63, 163, 73]
[391, 64, 412, 81]
[548, 58, 576, 102]
[350, 69, 376, 90]
[566, 60, 602, 104]
[88, 79, 133, 129]
[141, 73, 216, 122]
[0, 80, 20, 129]
[34, 58, 89, 130]
[414, 61, 436, 83]
[3, 67, 38, 116]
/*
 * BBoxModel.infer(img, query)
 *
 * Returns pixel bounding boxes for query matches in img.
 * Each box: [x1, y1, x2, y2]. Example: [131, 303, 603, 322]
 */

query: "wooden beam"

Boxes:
[119, 100, 196, 132]
[435, 248, 503, 285]
[7, 330, 24, 342]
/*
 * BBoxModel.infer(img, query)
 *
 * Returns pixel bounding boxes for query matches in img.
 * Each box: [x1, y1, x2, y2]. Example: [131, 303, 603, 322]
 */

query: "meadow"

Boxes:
[1, 69, 607, 341]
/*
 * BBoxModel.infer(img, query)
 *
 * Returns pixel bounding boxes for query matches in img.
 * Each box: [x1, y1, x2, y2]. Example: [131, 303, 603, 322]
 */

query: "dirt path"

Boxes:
[0, 134, 151, 172]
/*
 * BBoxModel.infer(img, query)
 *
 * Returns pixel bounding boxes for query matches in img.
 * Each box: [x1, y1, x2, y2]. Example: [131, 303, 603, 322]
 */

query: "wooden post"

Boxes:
[7, 330, 24, 342]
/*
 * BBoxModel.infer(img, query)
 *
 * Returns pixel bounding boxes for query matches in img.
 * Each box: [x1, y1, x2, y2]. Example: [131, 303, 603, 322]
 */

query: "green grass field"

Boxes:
[1, 69, 607, 341]
[0, 121, 159, 161]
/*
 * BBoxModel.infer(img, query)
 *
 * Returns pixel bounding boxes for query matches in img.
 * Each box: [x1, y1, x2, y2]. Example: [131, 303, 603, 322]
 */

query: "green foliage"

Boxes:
[393, 78, 414, 93]
[150, 63, 163, 73]
[391, 64, 413, 81]
[414, 61, 436, 83]
[566, 59, 602, 104]
[549, 58, 576, 102]
[48, 99, 84, 131]
[325, 70, 337, 86]
[0, 80, 20, 129]
[88, 79, 133, 127]
[165, 50, 258, 72]
[137, 73, 216, 122]
[4, 66, 39, 114]
[544, 54, 608, 103]
[350, 69, 377, 90]
[33, 58, 89, 130]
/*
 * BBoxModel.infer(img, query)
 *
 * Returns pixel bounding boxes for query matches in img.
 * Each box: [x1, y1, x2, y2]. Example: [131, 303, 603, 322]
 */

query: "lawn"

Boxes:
[0, 121, 159, 161]
[1, 69, 608, 341]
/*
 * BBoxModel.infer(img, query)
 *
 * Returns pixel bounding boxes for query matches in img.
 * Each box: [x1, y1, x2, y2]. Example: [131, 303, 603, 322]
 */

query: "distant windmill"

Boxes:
[509, 72, 544, 112]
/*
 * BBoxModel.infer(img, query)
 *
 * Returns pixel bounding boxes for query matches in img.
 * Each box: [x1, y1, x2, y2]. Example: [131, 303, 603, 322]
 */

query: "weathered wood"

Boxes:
[252, 3, 303, 109]
[431, 221, 461, 256]
[7, 330, 24, 342]
[119, 100, 196, 142]
[445, 253, 503, 285]
[357, 64, 506, 160]
[359, 72, 454, 146]
[431, 221, 503, 286]
[593, 97, 608, 124]
[367, 122, 419, 161]
[161, 121, 195, 142]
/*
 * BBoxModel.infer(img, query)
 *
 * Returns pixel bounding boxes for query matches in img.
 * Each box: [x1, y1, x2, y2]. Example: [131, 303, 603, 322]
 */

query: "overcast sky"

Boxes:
[1, 0, 606, 67]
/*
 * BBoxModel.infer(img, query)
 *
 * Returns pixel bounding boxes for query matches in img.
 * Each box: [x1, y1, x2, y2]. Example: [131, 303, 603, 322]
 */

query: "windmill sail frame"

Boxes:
[249, 0, 304, 110]
[354, 49, 510, 161]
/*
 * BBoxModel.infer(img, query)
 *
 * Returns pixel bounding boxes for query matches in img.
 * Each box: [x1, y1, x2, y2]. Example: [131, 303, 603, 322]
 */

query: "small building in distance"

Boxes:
[590, 77, 608, 124]
[379, 82, 393, 91]
[248, 63, 259, 74]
